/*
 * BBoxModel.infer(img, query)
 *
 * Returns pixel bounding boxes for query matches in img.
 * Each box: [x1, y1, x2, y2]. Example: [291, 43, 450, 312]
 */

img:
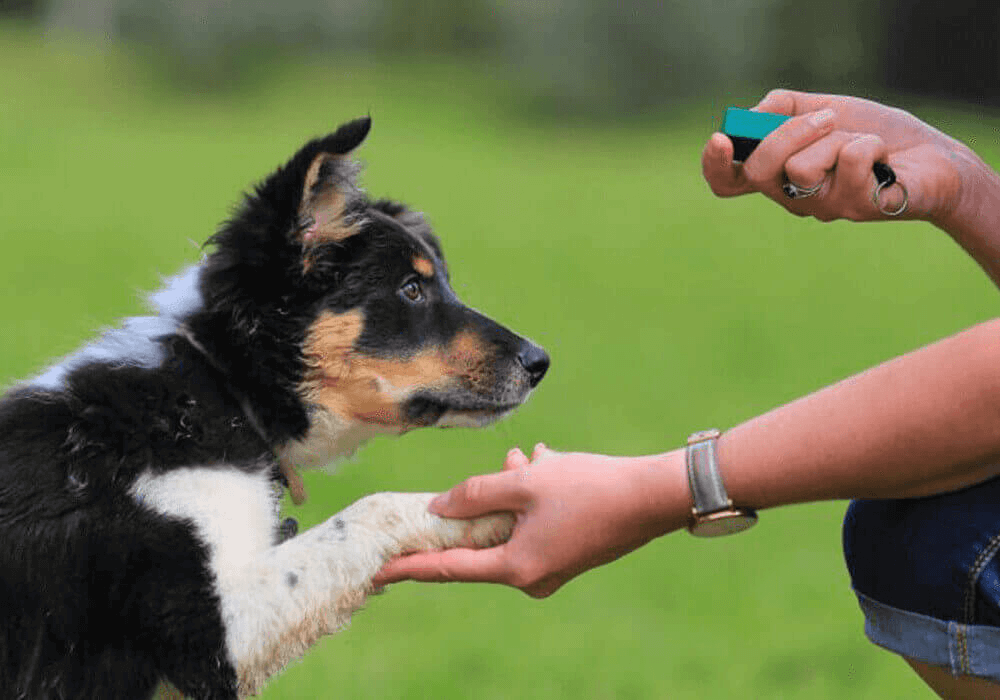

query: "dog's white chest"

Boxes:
[131, 467, 278, 576]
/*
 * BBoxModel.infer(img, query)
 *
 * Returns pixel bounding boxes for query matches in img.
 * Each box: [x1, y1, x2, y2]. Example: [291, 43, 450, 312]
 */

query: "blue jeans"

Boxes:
[843, 477, 1000, 681]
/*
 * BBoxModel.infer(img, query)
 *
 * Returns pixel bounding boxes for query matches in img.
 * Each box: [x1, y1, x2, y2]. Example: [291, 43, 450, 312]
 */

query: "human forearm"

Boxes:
[714, 318, 1000, 509]
[375, 321, 1000, 594]
[938, 150, 1000, 289]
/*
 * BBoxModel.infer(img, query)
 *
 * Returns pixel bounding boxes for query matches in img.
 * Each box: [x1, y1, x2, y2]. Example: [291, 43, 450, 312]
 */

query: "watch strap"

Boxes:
[686, 429, 732, 515]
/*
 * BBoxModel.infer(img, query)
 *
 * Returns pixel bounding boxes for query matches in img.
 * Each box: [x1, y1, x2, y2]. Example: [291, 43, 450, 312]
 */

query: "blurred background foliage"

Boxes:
[4, 0, 999, 112]
[2, 2, 999, 699]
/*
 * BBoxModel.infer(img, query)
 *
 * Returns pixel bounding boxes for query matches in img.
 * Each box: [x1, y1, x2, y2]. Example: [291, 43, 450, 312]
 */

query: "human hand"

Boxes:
[702, 89, 978, 226]
[372, 444, 691, 598]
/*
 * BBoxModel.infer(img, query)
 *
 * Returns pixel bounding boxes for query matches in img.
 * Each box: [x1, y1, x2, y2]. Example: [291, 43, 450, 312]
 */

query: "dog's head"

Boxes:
[195, 118, 548, 466]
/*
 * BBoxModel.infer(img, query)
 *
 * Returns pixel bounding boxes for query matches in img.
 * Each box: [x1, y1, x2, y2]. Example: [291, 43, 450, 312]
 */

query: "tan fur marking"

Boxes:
[412, 256, 434, 278]
[300, 313, 494, 427]
[302, 153, 330, 199]
[303, 310, 365, 368]
[278, 460, 308, 505]
[298, 153, 360, 246]
[445, 330, 493, 391]
[301, 310, 404, 424]
[309, 352, 452, 425]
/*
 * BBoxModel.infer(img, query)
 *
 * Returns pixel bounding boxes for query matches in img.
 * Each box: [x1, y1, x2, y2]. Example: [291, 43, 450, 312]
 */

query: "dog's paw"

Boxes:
[429, 505, 514, 551]
[335, 492, 514, 557]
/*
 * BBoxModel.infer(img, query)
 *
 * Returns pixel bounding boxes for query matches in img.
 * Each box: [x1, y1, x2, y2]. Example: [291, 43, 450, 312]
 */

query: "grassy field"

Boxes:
[3, 25, 1000, 698]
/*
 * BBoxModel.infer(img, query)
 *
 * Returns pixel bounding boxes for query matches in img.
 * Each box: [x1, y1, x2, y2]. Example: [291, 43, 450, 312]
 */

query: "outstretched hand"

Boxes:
[702, 89, 973, 225]
[373, 444, 690, 598]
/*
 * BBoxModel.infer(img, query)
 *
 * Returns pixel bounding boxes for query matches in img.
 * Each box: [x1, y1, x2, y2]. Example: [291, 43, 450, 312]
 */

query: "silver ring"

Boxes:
[871, 179, 909, 217]
[782, 178, 824, 200]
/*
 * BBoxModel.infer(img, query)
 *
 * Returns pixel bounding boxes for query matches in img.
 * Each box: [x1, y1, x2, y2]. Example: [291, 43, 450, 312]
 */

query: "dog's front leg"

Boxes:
[222, 492, 513, 697]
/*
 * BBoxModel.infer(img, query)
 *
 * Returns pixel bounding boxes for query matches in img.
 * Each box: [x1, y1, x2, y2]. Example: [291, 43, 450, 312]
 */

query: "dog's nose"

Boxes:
[517, 343, 550, 388]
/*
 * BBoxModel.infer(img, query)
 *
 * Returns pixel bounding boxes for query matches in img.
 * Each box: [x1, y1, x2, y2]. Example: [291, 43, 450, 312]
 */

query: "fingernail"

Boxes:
[810, 109, 834, 129]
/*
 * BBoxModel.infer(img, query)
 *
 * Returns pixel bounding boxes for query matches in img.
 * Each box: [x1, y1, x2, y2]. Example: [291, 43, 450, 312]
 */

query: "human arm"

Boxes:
[701, 89, 1000, 287]
[374, 90, 1000, 597]
[374, 318, 1000, 597]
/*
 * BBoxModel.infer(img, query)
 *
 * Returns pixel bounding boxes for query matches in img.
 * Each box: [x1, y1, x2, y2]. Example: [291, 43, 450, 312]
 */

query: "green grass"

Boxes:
[4, 25, 1000, 699]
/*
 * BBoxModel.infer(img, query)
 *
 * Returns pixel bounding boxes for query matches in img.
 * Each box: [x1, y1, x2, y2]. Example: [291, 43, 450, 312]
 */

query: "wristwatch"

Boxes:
[685, 429, 758, 537]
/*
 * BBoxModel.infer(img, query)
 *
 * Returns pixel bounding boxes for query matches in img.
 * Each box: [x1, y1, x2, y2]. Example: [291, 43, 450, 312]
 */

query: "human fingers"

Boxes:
[831, 134, 904, 221]
[702, 131, 750, 198]
[754, 89, 834, 117]
[741, 109, 836, 197]
[503, 447, 529, 471]
[782, 130, 860, 197]
[530, 442, 556, 462]
[372, 546, 511, 586]
[825, 134, 901, 221]
[429, 470, 527, 519]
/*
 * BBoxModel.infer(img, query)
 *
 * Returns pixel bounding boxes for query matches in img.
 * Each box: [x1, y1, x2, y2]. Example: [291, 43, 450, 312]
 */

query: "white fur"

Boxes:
[30, 265, 205, 390]
[436, 408, 515, 429]
[131, 467, 513, 697]
[281, 399, 525, 470]
[131, 467, 278, 586]
[278, 408, 396, 471]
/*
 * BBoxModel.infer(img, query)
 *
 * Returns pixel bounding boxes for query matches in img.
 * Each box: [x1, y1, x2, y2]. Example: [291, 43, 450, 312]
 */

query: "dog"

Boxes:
[0, 117, 548, 699]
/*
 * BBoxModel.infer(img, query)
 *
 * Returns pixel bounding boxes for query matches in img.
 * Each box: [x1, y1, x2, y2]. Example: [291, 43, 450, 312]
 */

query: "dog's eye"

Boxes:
[400, 280, 425, 303]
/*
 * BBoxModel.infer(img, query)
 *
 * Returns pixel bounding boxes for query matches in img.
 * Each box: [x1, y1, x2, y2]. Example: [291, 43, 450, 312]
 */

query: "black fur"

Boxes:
[0, 357, 253, 697]
[0, 119, 548, 699]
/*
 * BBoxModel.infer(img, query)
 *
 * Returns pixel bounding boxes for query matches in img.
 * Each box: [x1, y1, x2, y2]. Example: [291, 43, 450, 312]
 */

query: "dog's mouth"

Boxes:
[404, 393, 522, 429]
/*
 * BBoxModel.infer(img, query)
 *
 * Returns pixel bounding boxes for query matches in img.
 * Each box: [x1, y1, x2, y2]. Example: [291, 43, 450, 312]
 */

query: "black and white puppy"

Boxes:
[0, 118, 548, 699]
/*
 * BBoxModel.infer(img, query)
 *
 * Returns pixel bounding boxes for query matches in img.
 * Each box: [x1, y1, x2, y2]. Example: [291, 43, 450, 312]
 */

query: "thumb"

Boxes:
[430, 471, 527, 519]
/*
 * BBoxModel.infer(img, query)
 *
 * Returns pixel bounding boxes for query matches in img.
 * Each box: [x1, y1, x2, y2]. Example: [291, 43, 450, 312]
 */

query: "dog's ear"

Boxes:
[206, 118, 372, 286]
[293, 117, 371, 249]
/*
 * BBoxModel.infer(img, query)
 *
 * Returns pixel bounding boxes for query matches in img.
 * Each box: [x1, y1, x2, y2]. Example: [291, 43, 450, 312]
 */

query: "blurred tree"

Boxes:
[0, 0, 47, 18]
[766, 0, 881, 95]
[882, 0, 1000, 105]
[31, 0, 1000, 112]
[46, 0, 385, 84]
[44, 0, 501, 86]
[494, 0, 775, 115]
[46, 0, 115, 37]
[377, 0, 501, 54]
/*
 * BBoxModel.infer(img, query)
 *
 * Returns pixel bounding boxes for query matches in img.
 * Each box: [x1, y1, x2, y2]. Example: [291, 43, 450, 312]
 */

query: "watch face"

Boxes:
[687, 510, 758, 537]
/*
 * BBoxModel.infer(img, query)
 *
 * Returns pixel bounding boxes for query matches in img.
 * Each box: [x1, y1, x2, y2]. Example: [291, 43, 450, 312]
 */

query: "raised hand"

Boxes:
[702, 89, 975, 225]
